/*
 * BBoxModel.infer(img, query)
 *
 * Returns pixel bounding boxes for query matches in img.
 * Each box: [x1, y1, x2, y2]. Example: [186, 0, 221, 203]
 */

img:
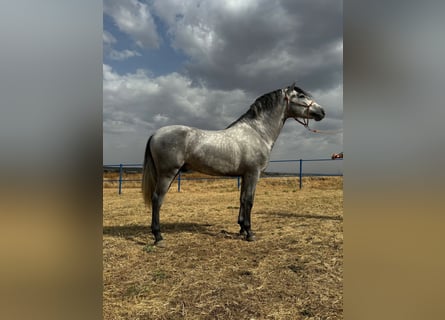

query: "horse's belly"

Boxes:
[184, 131, 244, 175]
[185, 143, 242, 176]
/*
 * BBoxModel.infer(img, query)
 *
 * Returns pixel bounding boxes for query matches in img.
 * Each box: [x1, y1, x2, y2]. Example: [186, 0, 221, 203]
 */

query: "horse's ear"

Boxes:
[286, 82, 296, 93]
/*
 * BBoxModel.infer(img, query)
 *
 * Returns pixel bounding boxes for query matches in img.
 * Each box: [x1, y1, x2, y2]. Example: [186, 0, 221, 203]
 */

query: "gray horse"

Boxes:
[142, 82, 325, 246]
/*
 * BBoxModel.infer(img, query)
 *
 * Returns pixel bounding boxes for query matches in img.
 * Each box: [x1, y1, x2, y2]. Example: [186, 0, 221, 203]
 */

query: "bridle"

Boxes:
[284, 93, 342, 135]
[284, 94, 317, 132]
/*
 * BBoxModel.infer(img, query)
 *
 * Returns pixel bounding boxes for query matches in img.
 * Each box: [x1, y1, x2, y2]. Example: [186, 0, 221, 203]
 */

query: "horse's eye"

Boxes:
[298, 94, 305, 99]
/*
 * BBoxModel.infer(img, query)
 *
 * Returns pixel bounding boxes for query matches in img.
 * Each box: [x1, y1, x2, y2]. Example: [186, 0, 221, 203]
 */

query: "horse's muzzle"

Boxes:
[311, 108, 325, 121]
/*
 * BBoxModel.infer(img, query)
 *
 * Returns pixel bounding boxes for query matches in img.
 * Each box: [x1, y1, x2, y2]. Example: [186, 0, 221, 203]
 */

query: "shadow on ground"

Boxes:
[255, 211, 343, 221]
[103, 223, 219, 244]
[104, 222, 214, 236]
[103, 221, 251, 245]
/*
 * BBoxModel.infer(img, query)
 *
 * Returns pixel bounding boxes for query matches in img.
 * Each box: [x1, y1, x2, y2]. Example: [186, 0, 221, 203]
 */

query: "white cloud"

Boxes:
[104, 0, 160, 49]
[108, 49, 141, 61]
[153, 114, 169, 124]
[103, 64, 251, 134]
[103, 30, 116, 45]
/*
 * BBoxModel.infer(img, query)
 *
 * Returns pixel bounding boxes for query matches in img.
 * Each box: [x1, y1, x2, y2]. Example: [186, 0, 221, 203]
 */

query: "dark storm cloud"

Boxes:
[158, 0, 343, 94]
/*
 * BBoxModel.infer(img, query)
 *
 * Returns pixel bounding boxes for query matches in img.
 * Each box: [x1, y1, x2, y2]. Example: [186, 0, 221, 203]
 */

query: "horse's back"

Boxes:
[152, 125, 191, 143]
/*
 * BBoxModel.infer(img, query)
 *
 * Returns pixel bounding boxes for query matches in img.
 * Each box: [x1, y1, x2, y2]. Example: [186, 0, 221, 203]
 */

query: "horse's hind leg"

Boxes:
[151, 171, 180, 246]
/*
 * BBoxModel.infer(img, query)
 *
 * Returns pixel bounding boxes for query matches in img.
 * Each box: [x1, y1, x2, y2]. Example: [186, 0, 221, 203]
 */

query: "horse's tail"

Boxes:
[142, 135, 157, 206]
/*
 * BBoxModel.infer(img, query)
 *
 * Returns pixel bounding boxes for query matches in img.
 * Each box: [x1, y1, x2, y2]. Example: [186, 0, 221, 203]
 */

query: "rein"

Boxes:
[284, 95, 342, 135]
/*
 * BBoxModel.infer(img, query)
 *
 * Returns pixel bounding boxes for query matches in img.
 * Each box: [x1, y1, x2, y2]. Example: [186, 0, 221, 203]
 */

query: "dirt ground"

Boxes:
[103, 175, 343, 319]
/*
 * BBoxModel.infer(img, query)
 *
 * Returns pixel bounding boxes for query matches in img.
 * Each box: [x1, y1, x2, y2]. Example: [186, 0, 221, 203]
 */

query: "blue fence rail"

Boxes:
[104, 158, 343, 194]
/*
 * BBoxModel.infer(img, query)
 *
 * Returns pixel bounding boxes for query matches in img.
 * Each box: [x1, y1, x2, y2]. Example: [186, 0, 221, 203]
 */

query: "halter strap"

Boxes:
[284, 94, 342, 135]
[284, 94, 312, 129]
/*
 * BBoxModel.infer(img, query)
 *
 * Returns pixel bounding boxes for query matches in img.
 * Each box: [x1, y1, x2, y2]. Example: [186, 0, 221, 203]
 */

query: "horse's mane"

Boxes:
[227, 89, 283, 128]
[294, 86, 312, 97]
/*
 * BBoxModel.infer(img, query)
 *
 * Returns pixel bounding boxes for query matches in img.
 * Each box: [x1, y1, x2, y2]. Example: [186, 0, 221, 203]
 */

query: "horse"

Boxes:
[142, 82, 325, 246]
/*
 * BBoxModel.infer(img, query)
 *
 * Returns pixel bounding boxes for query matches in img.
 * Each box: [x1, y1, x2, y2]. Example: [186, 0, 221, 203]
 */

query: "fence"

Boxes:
[104, 158, 343, 194]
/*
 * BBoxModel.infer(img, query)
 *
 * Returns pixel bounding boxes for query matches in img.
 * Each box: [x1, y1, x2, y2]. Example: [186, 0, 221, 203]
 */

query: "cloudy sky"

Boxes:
[103, 0, 343, 173]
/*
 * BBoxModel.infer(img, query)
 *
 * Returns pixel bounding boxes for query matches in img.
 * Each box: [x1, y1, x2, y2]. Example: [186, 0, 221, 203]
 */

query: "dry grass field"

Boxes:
[103, 173, 343, 319]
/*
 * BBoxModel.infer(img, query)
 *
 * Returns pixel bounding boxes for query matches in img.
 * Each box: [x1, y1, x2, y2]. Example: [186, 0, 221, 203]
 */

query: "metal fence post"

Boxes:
[299, 159, 303, 189]
[178, 171, 181, 192]
[118, 164, 123, 195]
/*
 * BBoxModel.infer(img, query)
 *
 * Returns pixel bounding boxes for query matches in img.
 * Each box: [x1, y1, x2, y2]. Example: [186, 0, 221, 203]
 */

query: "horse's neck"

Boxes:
[249, 106, 287, 149]
[231, 97, 287, 150]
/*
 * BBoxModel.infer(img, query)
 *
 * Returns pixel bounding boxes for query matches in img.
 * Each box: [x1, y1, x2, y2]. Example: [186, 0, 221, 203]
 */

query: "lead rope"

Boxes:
[306, 127, 343, 134]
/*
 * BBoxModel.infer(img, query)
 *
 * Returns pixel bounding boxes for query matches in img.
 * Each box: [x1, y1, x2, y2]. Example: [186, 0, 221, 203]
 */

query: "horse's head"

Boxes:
[284, 82, 325, 123]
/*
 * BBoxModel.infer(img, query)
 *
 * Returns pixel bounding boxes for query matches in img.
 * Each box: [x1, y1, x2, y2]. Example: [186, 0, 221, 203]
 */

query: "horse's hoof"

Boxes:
[246, 234, 256, 242]
[154, 240, 166, 248]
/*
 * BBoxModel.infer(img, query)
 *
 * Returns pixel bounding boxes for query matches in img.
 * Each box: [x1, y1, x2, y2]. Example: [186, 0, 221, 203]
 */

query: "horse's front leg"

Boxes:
[239, 172, 260, 241]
